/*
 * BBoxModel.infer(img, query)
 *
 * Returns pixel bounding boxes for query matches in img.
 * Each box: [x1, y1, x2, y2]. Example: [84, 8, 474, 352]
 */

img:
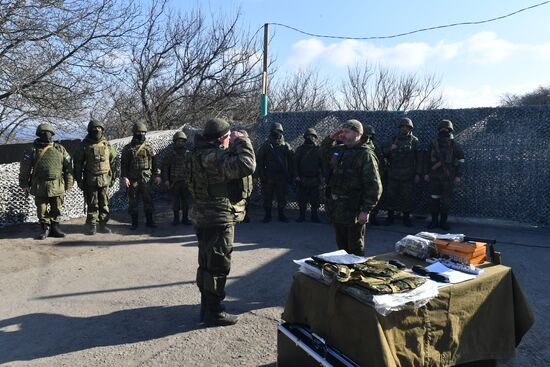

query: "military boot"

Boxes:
[37, 223, 50, 240]
[311, 209, 321, 223]
[262, 208, 272, 223]
[403, 212, 412, 227]
[439, 213, 450, 231]
[427, 212, 439, 229]
[203, 303, 239, 327]
[98, 222, 112, 234]
[49, 222, 66, 238]
[296, 206, 306, 223]
[384, 210, 394, 226]
[278, 207, 289, 223]
[145, 212, 157, 228]
[130, 214, 139, 230]
[88, 224, 97, 236]
[172, 210, 180, 225]
[181, 209, 192, 225]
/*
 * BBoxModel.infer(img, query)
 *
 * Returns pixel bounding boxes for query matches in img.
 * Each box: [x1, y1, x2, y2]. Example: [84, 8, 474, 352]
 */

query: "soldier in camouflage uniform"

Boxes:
[362, 125, 386, 226]
[19, 123, 74, 239]
[320, 119, 382, 256]
[424, 119, 465, 231]
[73, 118, 118, 235]
[382, 117, 422, 227]
[294, 128, 323, 223]
[162, 131, 192, 225]
[188, 118, 255, 326]
[256, 123, 294, 223]
[121, 121, 161, 230]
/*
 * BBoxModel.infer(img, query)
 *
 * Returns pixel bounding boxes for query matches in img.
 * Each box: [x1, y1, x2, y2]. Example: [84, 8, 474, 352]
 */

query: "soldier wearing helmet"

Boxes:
[320, 119, 382, 256]
[19, 123, 74, 239]
[161, 130, 192, 225]
[256, 122, 295, 223]
[121, 120, 161, 230]
[294, 127, 323, 223]
[362, 124, 387, 226]
[424, 119, 465, 230]
[382, 117, 422, 227]
[73, 118, 118, 235]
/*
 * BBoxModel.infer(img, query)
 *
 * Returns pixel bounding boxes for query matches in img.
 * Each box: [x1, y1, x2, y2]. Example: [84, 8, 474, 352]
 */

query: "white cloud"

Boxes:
[444, 81, 545, 108]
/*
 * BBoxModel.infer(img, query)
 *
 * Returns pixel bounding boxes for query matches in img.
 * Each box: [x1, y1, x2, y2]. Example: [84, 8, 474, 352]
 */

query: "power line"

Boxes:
[268, 1, 550, 41]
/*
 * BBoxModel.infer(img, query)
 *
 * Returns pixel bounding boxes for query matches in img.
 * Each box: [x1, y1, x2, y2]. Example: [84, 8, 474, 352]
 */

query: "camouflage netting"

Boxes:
[1, 106, 549, 227]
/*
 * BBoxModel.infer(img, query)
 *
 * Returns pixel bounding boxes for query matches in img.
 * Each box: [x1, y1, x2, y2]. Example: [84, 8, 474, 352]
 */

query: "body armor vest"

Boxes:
[33, 144, 63, 181]
[85, 140, 111, 175]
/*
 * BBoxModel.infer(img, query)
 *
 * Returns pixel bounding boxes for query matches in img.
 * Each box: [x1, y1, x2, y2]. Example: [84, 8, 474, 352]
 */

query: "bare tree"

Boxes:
[0, 0, 140, 143]
[500, 85, 550, 107]
[269, 69, 333, 112]
[335, 62, 445, 111]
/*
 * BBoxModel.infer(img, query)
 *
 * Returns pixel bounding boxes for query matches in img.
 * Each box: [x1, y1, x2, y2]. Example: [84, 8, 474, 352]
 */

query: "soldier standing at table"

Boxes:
[188, 118, 255, 326]
[256, 123, 294, 223]
[362, 125, 386, 226]
[19, 123, 74, 239]
[74, 118, 118, 235]
[382, 117, 422, 227]
[320, 119, 382, 256]
[424, 119, 465, 231]
[294, 128, 323, 223]
[121, 121, 161, 230]
[162, 131, 192, 225]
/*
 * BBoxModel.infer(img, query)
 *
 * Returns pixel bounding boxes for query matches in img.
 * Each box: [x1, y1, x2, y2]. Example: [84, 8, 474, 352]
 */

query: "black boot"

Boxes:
[296, 206, 306, 223]
[88, 224, 97, 236]
[172, 210, 180, 225]
[130, 214, 138, 230]
[145, 212, 157, 228]
[49, 222, 66, 238]
[278, 207, 289, 223]
[427, 212, 439, 229]
[203, 303, 239, 327]
[262, 208, 272, 223]
[37, 223, 50, 240]
[439, 213, 450, 231]
[384, 210, 394, 226]
[403, 212, 412, 227]
[311, 209, 321, 223]
[98, 222, 112, 234]
[181, 209, 192, 225]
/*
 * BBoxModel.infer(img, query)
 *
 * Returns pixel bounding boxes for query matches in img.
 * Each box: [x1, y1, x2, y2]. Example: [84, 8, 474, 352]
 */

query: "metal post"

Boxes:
[260, 23, 269, 116]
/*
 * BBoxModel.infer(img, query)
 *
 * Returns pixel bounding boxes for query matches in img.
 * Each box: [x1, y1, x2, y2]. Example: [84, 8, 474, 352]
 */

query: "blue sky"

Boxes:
[174, 0, 550, 108]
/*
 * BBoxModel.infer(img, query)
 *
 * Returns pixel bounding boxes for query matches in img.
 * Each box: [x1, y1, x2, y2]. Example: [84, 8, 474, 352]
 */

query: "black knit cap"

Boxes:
[203, 118, 230, 139]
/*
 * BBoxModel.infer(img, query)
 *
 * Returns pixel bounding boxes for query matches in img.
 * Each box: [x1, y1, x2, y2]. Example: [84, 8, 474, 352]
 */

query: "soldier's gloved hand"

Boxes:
[66, 186, 72, 192]
[163, 180, 171, 189]
[454, 177, 461, 185]
[123, 177, 130, 188]
[391, 144, 398, 150]
[330, 130, 343, 141]
[423, 174, 430, 183]
[153, 176, 162, 186]
[357, 211, 370, 225]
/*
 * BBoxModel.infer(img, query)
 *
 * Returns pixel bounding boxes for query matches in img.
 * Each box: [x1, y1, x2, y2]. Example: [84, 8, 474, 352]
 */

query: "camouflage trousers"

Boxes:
[128, 179, 154, 215]
[333, 222, 366, 256]
[428, 176, 454, 213]
[262, 178, 288, 208]
[386, 178, 415, 212]
[297, 182, 320, 210]
[171, 181, 191, 212]
[86, 186, 110, 225]
[195, 224, 234, 310]
[35, 195, 64, 224]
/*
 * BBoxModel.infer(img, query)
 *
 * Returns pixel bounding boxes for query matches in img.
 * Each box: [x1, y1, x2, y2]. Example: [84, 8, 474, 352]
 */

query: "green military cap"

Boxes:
[303, 128, 318, 138]
[399, 117, 414, 129]
[341, 119, 363, 134]
[363, 124, 376, 137]
[88, 118, 105, 132]
[203, 118, 230, 139]
[132, 120, 148, 133]
[271, 123, 284, 133]
[173, 131, 187, 142]
[36, 123, 55, 136]
[438, 119, 454, 132]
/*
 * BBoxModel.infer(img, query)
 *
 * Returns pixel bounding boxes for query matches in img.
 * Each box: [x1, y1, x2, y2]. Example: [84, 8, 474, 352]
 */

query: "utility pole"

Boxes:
[260, 23, 268, 116]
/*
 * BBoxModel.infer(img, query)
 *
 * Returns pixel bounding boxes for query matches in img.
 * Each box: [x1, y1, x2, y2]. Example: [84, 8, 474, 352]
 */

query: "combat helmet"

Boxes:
[438, 119, 454, 132]
[173, 131, 187, 142]
[132, 120, 148, 133]
[363, 124, 376, 137]
[303, 128, 318, 138]
[203, 118, 230, 139]
[271, 123, 284, 133]
[35, 123, 55, 136]
[399, 117, 414, 129]
[87, 118, 105, 132]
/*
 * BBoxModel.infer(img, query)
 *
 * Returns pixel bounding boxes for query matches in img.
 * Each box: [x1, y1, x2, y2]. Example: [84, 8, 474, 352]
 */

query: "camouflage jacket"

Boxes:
[161, 145, 192, 184]
[73, 136, 117, 189]
[121, 140, 160, 182]
[383, 133, 422, 180]
[19, 140, 74, 197]
[256, 137, 294, 181]
[189, 133, 256, 226]
[294, 141, 323, 186]
[320, 137, 382, 225]
[426, 137, 465, 180]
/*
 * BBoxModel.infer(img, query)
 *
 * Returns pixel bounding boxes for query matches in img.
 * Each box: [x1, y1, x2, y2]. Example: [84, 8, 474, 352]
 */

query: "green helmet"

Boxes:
[173, 131, 187, 142]
[87, 118, 105, 132]
[399, 117, 414, 129]
[341, 119, 363, 134]
[132, 121, 148, 133]
[438, 119, 454, 132]
[36, 123, 55, 136]
[271, 123, 283, 133]
[363, 124, 376, 137]
[203, 118, 230, 139]
[303, 128, 318, 138]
